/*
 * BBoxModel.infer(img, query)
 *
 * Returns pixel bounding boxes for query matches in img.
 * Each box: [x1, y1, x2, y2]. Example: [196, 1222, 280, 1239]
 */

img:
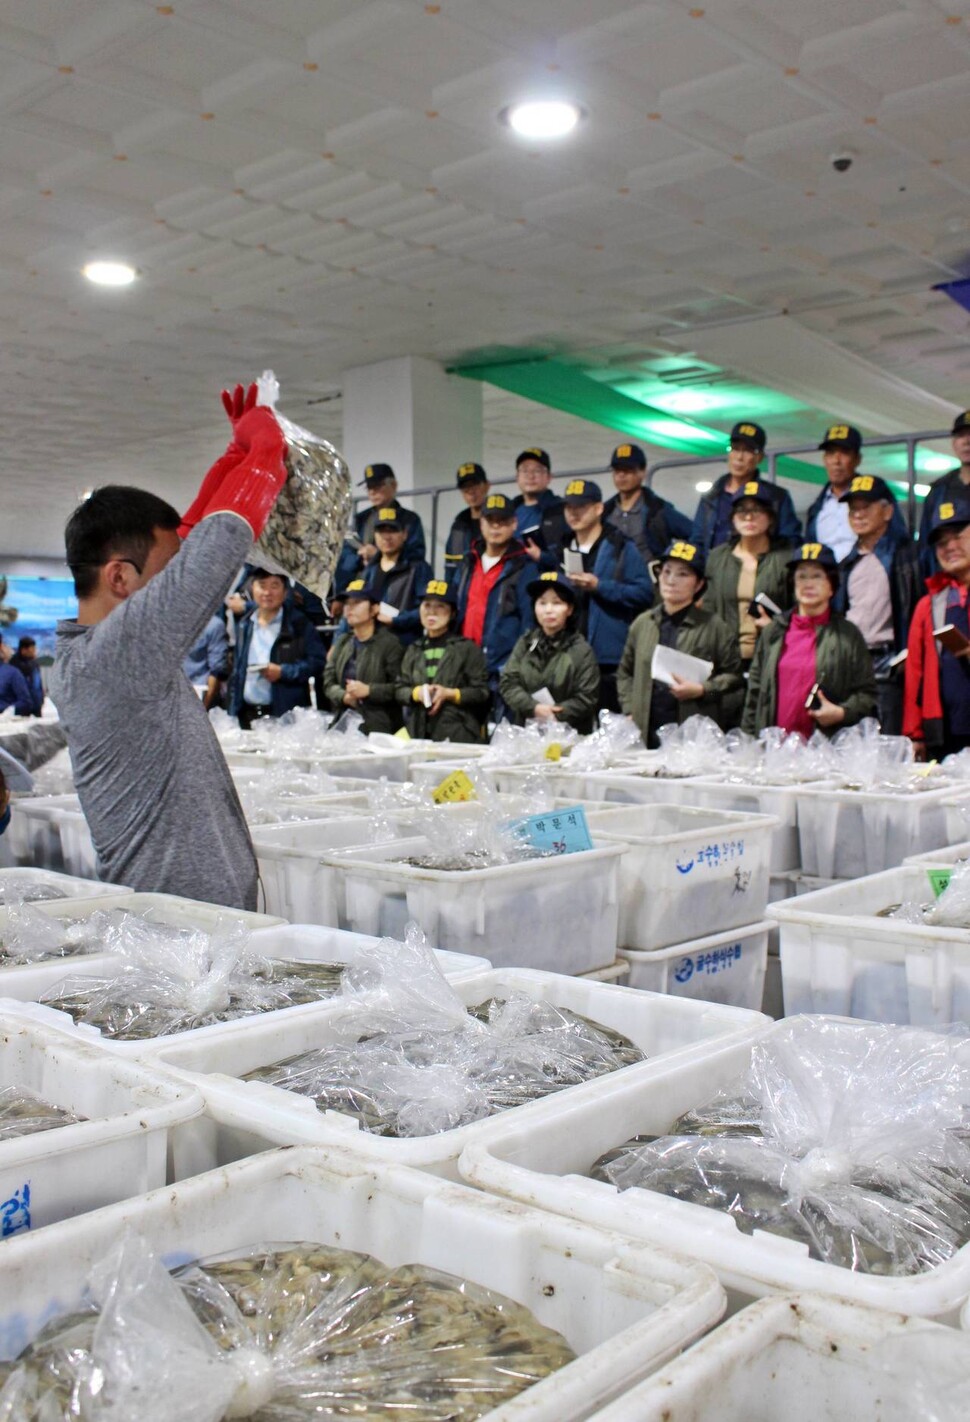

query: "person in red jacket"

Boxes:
[904, 494, 970, 759]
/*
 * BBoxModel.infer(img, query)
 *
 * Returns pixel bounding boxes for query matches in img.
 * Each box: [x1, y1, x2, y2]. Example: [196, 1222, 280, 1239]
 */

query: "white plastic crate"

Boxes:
[459, 1022, 970, 1321]
[797, 782, 970, 879]
[583, 803, 776, 951]
[587, 1293, 970, 1422]
[0, 917, 484, 1059]
[4, 794, 80, 870]
[224, 745, 411, 781]
[251, 817, 418, 923]
[0, 868, 130, 911]
[618, 922, 770, 1011]
[334, 837, 627, 973]
[0, 1148, 725, 1420]
[0, 1010, 203, 1239]
[768, 866, 970, 1024]
[146, 968, 767, 1177]
[905, 840, 970, 866]
[578, 960, 631, 986]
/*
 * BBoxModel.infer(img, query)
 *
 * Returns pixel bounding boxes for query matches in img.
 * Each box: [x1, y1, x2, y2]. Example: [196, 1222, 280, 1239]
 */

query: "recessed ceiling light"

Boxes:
[504, 100, 582, 140]
[695, 480, 713, 493]
[82, 260, 137, 287]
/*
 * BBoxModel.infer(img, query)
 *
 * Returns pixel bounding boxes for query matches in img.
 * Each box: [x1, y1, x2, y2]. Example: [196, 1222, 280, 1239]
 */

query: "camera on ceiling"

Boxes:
[830, 151, 855, 173]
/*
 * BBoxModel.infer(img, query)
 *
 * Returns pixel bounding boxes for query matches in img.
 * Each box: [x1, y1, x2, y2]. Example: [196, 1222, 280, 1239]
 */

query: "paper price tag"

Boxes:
[507, 805, 593, 855]
[927, 868, 952, 899]
[392, 726, 411, 741]
[432, 769, 477, 804]
[544, 742, 562, 762]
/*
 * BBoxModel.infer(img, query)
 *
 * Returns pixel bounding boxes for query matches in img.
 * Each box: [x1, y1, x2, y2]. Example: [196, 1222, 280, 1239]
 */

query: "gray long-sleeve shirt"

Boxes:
[49, 513, 259, 909]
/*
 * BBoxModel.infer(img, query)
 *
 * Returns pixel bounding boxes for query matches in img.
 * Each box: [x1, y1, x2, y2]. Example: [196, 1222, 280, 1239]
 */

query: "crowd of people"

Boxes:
[199, 411, 970, 761]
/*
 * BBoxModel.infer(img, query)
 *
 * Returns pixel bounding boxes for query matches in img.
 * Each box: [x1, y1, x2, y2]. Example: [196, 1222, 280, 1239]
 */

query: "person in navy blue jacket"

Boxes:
[227, 570, 326, 727]
[690, 421, 801, 559]
[558, 478, 653, 712]
[332, 463, 426, 607]
[454, 492, 535, 717]
[0, 660, 33, 716]
[347, 507, 432, 647]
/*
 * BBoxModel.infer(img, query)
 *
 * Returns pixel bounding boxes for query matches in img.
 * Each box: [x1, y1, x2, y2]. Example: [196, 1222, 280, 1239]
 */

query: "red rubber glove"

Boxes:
[178, 383, 261, 538]
[195, 405, 288, 538]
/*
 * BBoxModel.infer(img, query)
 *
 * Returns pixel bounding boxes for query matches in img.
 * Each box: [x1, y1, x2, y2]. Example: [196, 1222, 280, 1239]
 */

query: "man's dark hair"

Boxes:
[17, 637, 35, 652]
[65, 486, 181, 597]
[250, 568, 289, 586]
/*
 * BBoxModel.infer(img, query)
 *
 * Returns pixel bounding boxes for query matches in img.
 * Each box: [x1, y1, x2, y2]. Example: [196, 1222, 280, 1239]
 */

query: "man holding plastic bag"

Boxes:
[50, 384, 291, 909]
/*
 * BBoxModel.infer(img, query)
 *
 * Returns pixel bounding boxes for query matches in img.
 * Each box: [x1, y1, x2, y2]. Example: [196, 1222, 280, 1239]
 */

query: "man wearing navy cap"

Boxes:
[511, 447, 568, 566]
[690, 421, 800, 558]
[454, 492, 534, 715]
[560, 477, 653, 712]
[603, 443, 693, 562]
[917, 411, 970, 578]
[333, 463, 426, 603]
[905, 495, 970, 758]
[444, 462, 490, 588]
[833, 475, 920, 734]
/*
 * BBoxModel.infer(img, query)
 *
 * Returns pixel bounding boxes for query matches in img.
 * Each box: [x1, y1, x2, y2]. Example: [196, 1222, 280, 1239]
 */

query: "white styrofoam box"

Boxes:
[905, 841, 970, 866]
[0, 1011, 204, 1238]
[583, 803, 776, 951]
[618, 922, 770, 1011]
[797, 782, 970, 880]
[587, 1293, 970, 1422]
[768, 871, 841, 902]
[0, 1148, 726, 1419]
[54, 808, 97, 879]
[251, 818, 418, 924]
[768, 866, 970, 1024]
[246, 923, 491, 983]
[146, 968, 767, 1177]
[334, 838, 628, 973]
[945, 791, 970, 846]
[458, 1022, 970, 1321]
[0, 868, 129, 911]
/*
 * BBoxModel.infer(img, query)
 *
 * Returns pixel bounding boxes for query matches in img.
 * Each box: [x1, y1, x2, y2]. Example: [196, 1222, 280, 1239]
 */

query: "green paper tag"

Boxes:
[927, 868, 952, 899]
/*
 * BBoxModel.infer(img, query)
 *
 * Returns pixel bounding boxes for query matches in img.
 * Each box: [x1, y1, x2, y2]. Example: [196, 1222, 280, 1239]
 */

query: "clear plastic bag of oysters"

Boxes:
[0, 1233, 574, 1420]
[592, 1015, 970, 1277]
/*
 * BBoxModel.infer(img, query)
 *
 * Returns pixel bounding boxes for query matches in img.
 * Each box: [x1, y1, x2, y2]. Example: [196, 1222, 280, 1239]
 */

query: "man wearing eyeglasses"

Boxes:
[48, 384, 289, 910]
[690, 421, 800, 559]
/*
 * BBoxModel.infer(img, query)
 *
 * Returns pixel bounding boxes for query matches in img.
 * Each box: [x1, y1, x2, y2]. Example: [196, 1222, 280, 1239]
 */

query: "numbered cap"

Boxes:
[359, 462, 395, 486]
[729, 421, 766, 451]
[788, 541, 839, 571]
[419, 577, 457, 606]
[929, 494, 970, 542]
[819, 423, 862, 452]
[563, 478, 603, 505]
[731, 479, 776, 510]
[480, 492, 516, 520]
[515, 446, 551, 471]
[659, 539, 705, 576]
[341, 578, 376, 602]
[527, 570, 578, 604]
[374, 507, 403, 530]
[456, 461, 488, 487]
[610, 442, 647, 471]
[950, 411, 970, 436]
[838, 474, 895, 504]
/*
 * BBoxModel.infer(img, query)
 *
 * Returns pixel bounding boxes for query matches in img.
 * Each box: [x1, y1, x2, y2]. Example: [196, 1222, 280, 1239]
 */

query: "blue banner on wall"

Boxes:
[0, 577, 77, 660]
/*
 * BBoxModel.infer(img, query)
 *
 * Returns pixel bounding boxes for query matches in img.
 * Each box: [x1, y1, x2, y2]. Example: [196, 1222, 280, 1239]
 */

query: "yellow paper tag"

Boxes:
[545, 742, 562, 762]
[432, 769, 477, 803]
[393, 726, 411, 741]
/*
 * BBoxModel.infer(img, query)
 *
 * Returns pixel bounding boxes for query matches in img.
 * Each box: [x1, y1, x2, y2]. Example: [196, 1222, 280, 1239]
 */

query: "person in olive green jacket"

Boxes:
[617, 540, 743, 747]
[704, 480, 792, 726]
[500, 572, 600, 734]
[396, 578, 490, 742]
[323, 580, 404, 734]
[741, 542, 877, 737]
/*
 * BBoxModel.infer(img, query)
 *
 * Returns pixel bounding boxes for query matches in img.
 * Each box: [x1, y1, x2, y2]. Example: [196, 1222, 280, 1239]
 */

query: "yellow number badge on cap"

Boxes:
[668, 541, 697, 562]
[827, 424, 850, 440]
[739, 424, 757, 437]
[616, 445, 632, 457]
[743, 482, 760, 495]
[425, 580, 448, 596]
[941, 503, 955, 520]
[800, 543, 823, 561]
[564, 480, 587, 496]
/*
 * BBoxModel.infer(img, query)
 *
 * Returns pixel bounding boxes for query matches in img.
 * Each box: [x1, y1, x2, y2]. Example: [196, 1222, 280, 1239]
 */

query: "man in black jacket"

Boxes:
[690, 421, 801, 558]
[603, 442, 693, 562]
[444, 462, 490, 587]
[511, 447, 568, 569]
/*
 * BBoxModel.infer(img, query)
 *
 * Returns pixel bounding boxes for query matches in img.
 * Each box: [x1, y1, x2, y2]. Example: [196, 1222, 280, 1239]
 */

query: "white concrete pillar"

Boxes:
[341, 356, 483, 572]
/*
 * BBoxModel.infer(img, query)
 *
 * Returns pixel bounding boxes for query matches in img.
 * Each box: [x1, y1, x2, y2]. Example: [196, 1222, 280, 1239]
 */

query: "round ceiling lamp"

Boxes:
[504, 100, 582, 140]
[82, 260, 138, 287]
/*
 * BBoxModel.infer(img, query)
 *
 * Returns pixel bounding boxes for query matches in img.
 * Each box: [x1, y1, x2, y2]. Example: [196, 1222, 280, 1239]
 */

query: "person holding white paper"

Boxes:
[617, 540, 742, 747]
[354, 507, 432, 646]
[396, 579, 490, 743]
[500, 572, 600, 734]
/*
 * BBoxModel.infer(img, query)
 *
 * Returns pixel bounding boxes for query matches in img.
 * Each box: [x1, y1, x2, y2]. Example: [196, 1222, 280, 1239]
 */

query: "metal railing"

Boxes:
[352, 428, 955, 567]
